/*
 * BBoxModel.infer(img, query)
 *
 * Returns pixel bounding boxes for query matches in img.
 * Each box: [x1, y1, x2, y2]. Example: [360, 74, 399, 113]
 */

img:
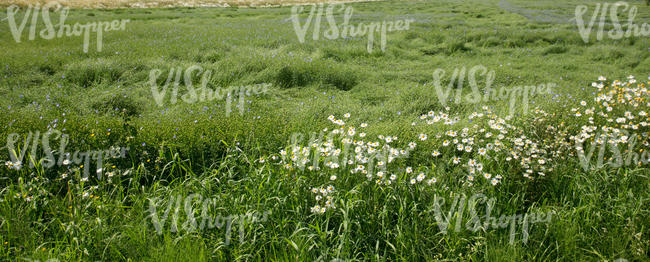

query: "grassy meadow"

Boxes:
[0, 0, 649, 261]
[0, 0, 379, 8]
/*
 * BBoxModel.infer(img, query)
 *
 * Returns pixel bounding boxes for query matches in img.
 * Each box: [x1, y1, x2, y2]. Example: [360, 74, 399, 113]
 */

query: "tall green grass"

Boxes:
[0, 0, 649, 260]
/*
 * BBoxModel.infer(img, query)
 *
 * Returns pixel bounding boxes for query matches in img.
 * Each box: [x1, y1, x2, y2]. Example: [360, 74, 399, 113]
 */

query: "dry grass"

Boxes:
[0, 0, 381, 8]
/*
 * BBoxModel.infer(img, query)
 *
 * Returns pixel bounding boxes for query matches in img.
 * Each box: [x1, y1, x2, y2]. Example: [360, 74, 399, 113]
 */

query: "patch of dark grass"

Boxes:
[92, 94, 143, 119]
[276, 65, 315, 88]
[63, 59, 129, 87]
[542, 45, 568, 55]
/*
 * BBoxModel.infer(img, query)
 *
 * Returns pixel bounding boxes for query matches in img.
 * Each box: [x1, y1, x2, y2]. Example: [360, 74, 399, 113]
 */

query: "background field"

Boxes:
[0, 0, 380, 8]
[0, 0, 649, 261]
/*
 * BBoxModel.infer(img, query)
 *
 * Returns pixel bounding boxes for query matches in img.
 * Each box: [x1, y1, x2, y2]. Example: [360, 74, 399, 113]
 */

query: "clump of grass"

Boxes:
[275, 63, 358, 91]
[63, 59, 128, 87]
[446, 39, 471, 54]
[276, 65, 314, 88]
[541, 45, 567, 55]
[92, 94, 143, 119]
